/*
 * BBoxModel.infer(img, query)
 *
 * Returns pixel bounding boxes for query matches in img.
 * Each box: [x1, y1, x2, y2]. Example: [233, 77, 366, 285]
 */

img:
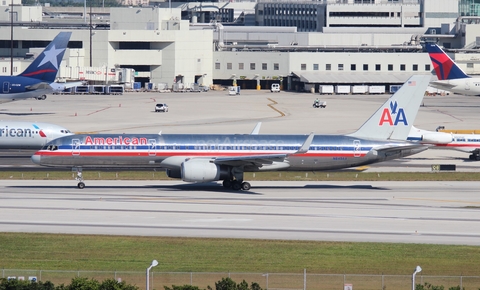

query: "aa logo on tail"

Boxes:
[378, 101, 407, 126]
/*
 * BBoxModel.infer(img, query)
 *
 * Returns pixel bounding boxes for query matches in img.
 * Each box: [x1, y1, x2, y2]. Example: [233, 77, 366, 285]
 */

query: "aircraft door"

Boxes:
[353, 140, 361, 157]
[72, 139, 81, 156]
[2, 82, 9, 93]
[465, 80, 470, 91]
[148, 139, 156, 156]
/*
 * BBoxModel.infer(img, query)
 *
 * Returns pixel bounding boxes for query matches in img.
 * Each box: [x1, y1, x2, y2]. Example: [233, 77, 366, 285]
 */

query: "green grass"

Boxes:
[2, 171, 480, 181]
[0, 233, 479, 275]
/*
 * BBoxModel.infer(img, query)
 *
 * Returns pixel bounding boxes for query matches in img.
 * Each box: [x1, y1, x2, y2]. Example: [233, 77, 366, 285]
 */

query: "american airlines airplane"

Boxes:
[0, 32, 71, 103]
[32, 75, 431, 190]
[426, 43, 480, 96]
[408, 126, 480, 160]
[0, 121, 73, 149]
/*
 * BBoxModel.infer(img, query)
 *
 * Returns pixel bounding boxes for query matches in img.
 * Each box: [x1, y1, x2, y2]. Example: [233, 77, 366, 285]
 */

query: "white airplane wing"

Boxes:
[429, 81, 456, 90]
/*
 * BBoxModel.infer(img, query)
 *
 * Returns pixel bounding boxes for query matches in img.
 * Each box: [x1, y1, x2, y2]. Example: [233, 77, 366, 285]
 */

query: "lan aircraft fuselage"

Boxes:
[32, 75, 431, 190]
[408, 126, 480, 160]
[0, 121, 73, 149]
[0, 32, 71, 104]
[426, 43, 480, 96]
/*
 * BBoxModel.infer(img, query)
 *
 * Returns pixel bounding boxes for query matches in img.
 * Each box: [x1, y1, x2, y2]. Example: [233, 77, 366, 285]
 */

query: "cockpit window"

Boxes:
[46, 145, 58, 151]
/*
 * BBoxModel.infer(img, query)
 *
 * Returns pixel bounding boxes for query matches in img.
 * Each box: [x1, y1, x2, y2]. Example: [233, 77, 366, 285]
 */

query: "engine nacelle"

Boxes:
[181, 158, 230, 182]
[421, 133, 452, 144]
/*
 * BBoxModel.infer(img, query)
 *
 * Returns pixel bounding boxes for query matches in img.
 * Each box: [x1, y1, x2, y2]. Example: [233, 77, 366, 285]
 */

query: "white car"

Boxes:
[155, 103, 168, 112]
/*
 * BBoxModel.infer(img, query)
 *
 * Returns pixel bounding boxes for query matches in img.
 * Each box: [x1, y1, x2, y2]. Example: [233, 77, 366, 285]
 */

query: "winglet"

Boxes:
[425, 43, 469, 80]
[295, 132, 314, 154]
[19, 32, 72, 82]
[251, 122, 262, 135]
[348, 75, 430, 141]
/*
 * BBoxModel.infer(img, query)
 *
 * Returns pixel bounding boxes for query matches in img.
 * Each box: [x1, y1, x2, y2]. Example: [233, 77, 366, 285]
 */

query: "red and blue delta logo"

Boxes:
[378, 101, 407, 126]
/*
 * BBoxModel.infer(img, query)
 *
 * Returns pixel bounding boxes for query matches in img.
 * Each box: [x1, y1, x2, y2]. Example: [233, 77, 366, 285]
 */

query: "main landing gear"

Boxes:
[221, 167, 251, 191]
[222, 179, 251, 191]
[74, 167, 85, 189]
[469, 153, 480, 160]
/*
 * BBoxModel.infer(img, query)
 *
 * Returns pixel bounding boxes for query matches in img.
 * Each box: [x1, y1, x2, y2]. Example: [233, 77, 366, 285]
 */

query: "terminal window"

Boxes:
[239, 63, 244, 70]
[351, 64, 356, 71]
[400, 64, 406, 71]
[375, 64, 381, 71]
[388, 64, 393, 71]
[363, 64, 368, 71]
[274, 63, 279, 70]
[425, 64, 430, 71]
[301, 64, 306, 70]
[467, 63, 474, 68]
[262, 63, 268, 70]
[412, 64, 418, 71]
[227, 63, 232, 70]
[326, 64, 331, 71]
[338, 64, 344, 71]
[313, 64, 319, 70]
[250, 63, 256, 70]
[215, 63, 220, 70]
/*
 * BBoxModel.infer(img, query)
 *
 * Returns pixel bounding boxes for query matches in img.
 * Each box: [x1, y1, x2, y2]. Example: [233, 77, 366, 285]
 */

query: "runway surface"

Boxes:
[1, 180, 479, 245]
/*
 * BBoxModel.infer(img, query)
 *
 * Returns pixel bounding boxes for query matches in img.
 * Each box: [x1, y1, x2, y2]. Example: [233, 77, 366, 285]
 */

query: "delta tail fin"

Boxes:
[19, 32, 72, 83]
[348, 75, 430, 141]
[425, 43, 469, 80]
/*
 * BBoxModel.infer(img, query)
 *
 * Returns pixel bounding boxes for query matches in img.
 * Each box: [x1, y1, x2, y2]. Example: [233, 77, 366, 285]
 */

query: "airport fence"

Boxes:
[2, 269, 480, 290]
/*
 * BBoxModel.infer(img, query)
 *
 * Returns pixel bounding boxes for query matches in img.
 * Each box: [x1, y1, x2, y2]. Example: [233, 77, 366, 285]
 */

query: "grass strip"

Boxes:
[0, 233, 478, 275]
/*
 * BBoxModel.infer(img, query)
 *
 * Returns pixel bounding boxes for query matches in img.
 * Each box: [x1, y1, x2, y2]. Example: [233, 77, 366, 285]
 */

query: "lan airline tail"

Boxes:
[426, 43, 469, 80]
[349, 75, 431, 141]
[19, 32, 71, 83]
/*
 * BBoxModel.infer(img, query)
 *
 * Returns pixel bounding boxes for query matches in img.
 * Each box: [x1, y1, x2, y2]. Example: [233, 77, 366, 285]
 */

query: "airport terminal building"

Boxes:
[0, 0, 480, 91]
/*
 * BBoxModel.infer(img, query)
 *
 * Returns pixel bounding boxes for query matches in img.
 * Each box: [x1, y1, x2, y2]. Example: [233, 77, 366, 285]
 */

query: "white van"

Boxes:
[271, 83, 280, 92]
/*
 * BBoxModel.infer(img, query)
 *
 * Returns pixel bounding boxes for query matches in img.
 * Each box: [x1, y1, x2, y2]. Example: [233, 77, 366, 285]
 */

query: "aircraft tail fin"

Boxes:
[348, 75, 430, 141]
[19, 32, 72, 83]
[426, 43, 469, 80]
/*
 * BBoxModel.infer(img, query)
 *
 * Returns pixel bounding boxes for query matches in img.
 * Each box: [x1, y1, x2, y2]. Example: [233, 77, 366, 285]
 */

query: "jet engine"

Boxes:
[181, 158, 230, 182]
[421, 133, 452, 144]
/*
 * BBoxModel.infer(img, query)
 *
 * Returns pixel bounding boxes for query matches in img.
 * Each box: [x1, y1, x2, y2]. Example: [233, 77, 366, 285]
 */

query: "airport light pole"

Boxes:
[146, 260, 158, 290]
[412, 265, 422, 290]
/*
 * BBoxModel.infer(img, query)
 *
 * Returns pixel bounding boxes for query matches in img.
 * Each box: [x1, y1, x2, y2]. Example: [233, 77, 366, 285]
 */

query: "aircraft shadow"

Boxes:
[0, 112, 53, 116]
[10, 183, 388, 192]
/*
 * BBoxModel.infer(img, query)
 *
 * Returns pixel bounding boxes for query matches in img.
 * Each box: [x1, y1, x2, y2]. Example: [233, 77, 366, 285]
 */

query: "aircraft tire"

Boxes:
[222, 180, 232, 188]
[232, 181, 241, 190]
[241, 182, 251, 191]
[77, 182, 85, 189]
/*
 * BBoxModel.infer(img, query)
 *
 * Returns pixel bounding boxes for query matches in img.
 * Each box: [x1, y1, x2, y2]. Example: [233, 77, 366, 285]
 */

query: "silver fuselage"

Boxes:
[32, 133, 426, 171]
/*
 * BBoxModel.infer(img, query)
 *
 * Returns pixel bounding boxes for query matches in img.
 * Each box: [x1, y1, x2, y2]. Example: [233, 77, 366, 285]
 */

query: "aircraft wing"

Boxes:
[429, 81, 456, 90]
[213, 154, 288, 168]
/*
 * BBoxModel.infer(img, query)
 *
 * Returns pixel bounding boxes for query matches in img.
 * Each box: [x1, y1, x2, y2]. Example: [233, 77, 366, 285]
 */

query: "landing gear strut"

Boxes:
[74, 167, 85, 189]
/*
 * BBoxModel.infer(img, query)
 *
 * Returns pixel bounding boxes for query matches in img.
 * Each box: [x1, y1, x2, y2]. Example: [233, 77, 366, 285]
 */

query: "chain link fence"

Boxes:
[2, 269, 480, 290]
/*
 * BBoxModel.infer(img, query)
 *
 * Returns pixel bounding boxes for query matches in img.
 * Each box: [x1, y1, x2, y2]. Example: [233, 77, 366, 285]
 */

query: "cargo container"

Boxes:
[352, 85, 367, 94]
[89, 85, 105, 94]
[335, 85, 351, 94]
[107, 85, 124, 95]
[133, 82, 142, 91]
[319, 85, 334, 94]
[74, 86, 89, 94]
[368, 86, 386, 94]
[389, 85, 402, 93]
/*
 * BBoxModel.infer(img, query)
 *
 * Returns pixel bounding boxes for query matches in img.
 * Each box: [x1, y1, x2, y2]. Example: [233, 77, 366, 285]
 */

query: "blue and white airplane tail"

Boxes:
[425, 43, 469, 80]
[349, 75, 431, 141]
[19, 32, 72, 83]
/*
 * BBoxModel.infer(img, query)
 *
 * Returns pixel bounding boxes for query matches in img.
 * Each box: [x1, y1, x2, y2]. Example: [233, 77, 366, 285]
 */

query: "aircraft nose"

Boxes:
[31, 154, 41, 165]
